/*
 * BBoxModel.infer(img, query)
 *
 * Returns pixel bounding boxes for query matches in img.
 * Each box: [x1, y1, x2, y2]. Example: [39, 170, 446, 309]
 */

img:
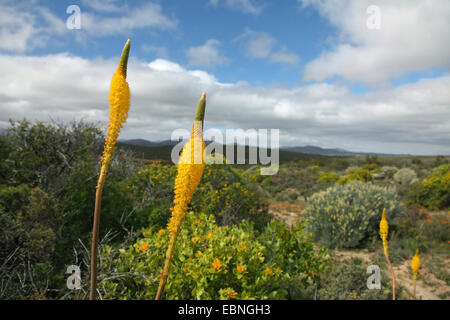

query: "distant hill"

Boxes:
[282, 145, 394, 156]
[282, 145, 357, 156]
[119, 139, 179, 147]
[117, 139, 331, 164]
[118, 139, 387, 157]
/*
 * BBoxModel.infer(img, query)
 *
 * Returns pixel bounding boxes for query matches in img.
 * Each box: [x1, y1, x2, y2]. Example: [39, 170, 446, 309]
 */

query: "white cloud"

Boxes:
[270, 51, 300, 65]
[0, 53, 449, 155]
[186, 39, 229, 68]
[234, 28, 300, 65]
[234, 28, 276, 59]
[81, 0, 123, 13]
[0, 0, 177, 52]
[81, 2, 177, 36]
[0, 1, 66, 53]
[299, 0, 450, 86]
[209, 0, 264, 15]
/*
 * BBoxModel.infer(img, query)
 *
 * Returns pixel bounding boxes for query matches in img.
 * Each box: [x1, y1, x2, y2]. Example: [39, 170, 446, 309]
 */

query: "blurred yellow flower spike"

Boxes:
[411, 249, 421, 300]
[379, 208, 396, 300]
[379, 208, 389, 256]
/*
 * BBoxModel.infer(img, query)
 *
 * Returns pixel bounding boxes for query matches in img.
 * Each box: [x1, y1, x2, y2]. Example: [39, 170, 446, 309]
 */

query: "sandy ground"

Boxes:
[269, 208, 450, 300]
[334, 249, 450, 300]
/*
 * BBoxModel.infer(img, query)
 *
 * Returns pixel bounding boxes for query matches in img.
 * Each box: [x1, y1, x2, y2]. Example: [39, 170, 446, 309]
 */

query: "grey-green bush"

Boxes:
[393, 168, 418, 186]
[303, 181, 404, 249]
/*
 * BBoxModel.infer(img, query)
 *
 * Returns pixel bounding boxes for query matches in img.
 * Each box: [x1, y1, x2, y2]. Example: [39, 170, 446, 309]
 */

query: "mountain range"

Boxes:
[119, 139, 386, 156]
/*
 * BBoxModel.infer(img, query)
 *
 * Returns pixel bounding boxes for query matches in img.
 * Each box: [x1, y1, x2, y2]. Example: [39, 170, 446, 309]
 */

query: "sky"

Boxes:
[0, 0, 449, 155]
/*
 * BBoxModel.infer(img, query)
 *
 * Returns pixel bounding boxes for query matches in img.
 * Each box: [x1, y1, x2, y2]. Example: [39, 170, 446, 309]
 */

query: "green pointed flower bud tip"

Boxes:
[194, 92, 207, 124]
[119, 39, 131, 78]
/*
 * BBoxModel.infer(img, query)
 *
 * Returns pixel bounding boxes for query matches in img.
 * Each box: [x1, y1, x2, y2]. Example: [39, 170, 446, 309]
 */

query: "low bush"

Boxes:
[316, 258, 392, 300]
[407, 164, 450, 210]
[303, 181, 404, 249]
[100, 212, 328, 300]
[338, 168, 372, 185]
[126, 163, 270, 232]
[317, 171, 340, 184]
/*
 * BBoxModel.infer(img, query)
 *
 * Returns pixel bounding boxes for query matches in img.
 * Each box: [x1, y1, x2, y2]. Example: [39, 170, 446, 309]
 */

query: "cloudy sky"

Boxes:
[0, 0, 449, 155]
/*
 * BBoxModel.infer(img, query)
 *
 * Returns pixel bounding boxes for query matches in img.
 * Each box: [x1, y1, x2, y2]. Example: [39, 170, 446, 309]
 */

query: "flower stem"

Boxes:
[413, 273, 417, 300]
[89, 165, 107, 300]
[384, 250, 396, 300]
[155, 224, 182, 300]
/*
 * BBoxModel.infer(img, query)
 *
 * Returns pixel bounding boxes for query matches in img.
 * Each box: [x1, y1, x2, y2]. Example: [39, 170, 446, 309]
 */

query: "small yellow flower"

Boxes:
[239, 242, 246, 250]
[195, 251, 201, 258]
[411, 250, 420, 274]
[275, 267, 282, 273]
[156, 229, 164, 237]
[266, 267, 273, 275]
[206, 232, 213, 239]
[138, 242, 148, 252]
[236, 265, 245, 273]
[193, 220, 200, 226]
[192, 236, 200, 243]
[212, 258, 221, 271]
[228, 291, 238, 299]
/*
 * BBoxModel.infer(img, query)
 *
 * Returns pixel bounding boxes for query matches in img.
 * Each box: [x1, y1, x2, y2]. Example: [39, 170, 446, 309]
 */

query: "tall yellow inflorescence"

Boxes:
[411, 250, 420, 274]
[167, 93, 206, 237]
[90, 39, 131, 300]
[99, 39, 131, 181]
[379, 208, 389, 257]
[379, 208, 396, 300]
[156, 93, 207, 300]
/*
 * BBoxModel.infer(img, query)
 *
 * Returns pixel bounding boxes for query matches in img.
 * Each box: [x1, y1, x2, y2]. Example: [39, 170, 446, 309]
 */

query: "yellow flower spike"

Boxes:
[100, 39, 131, 172]
[379, 208, 389, 256]
[156, 93, 207, 300]
[167, 93, 207, 235]
[89, 39, 131, 300]
[411, 249, 420, 273]
[411, 249, 420, 300]
[379, 208, 396, 300]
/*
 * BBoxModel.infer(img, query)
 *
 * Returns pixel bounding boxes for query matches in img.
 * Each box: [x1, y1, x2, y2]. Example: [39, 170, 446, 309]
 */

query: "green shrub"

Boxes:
[362, 163, 380, 173]
[100, 212, 328, 300]
[380, 166, 398, 179]
[407, 164, 450, 210]
[317, 171, 340, 184]
[316, 258, 392, 300]
[126, 163, 270, 232]
[393, 168, 418, 186]
[303, 181, 404, 249]
[338, 168, 372, 185]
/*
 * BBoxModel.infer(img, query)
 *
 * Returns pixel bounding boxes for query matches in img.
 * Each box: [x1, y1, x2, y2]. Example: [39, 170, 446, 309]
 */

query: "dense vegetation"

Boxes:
[0, 120, 448, 300]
